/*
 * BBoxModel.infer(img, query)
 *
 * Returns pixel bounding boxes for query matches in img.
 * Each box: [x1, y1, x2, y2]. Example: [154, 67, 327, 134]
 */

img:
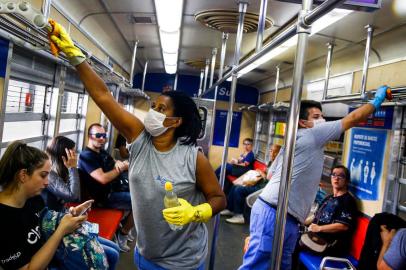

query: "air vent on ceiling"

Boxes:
[195, 9, 274, 33]
[128, 15, 155, 24]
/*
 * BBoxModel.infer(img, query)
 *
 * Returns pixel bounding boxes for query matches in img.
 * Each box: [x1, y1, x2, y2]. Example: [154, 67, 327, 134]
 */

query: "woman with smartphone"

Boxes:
[0, 141, 119, 270]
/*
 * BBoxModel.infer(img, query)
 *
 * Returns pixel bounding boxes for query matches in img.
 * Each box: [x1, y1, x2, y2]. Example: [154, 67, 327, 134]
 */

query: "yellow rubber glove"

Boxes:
[162, 198, 212, 226]
[48, 19, 86, 66]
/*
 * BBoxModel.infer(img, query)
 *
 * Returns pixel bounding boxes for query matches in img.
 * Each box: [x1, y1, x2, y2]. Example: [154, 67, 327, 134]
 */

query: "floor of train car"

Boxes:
[117, 215, 250, 270]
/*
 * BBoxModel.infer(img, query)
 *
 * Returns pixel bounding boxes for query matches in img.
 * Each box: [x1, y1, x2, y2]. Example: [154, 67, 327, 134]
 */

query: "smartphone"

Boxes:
[78, 204, 92, 216]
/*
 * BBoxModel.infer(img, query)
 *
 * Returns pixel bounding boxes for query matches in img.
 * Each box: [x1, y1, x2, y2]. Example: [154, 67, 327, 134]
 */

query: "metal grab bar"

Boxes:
[199, 0, 348, 99]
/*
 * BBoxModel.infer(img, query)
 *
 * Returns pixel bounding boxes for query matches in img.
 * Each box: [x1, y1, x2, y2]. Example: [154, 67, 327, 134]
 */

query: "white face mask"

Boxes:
[144, 109, 168, 137]
[311, 118, 326, 127]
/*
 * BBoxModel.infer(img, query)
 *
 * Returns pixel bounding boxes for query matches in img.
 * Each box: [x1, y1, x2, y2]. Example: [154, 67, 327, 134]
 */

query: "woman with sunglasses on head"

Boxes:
[48, 21, 226, 270]
[304, 165, 358, 256]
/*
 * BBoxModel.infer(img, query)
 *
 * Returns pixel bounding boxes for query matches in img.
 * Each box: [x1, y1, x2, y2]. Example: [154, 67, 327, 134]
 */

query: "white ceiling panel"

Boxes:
[52, 0, 406, 85]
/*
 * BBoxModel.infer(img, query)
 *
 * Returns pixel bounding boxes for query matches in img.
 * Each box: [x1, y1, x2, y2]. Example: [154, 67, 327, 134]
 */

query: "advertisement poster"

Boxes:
[213, 110, 242, 147]
[346, 128, 387, 200]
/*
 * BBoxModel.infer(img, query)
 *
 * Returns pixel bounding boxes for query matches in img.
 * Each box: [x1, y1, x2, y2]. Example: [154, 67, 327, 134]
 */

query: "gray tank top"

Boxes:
[128, 131, 207, 269]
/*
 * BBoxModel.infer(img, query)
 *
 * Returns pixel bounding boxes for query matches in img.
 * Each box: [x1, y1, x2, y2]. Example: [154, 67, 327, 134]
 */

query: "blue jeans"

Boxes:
[98, 237, 120, 270]
[134, 248, 205, 270]
[105, 191, 132, 211]
[239, 198, 300, 270]
[227, 185, 262, 214]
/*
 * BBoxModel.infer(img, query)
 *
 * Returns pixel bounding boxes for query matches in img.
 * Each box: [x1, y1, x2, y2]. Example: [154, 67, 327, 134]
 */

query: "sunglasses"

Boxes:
[331, 173, 346, 180]
[91, 133, 107, 139]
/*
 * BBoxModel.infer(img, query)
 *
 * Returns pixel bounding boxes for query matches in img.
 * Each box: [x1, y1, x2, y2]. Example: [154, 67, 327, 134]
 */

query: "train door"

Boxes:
[195, 98, 212, 156]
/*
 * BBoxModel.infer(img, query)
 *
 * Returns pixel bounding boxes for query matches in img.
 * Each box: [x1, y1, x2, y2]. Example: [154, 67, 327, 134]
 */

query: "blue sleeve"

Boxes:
[243, 151, 255, 165]
[384, 229, 406, 270]
[310, 120, 343, 148]
[78, 150, 101, 174]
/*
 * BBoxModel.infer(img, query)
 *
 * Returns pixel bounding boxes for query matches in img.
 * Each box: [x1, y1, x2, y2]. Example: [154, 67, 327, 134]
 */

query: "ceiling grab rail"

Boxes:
[141, 60, 148, 92]
[208, 32, 228, 159]
[322, 42, 334, 100]
[208, 1, 248, 270]
[129, 41, 139, 88]
[209, 48, 218, 88]
[255, 0, 268, 52]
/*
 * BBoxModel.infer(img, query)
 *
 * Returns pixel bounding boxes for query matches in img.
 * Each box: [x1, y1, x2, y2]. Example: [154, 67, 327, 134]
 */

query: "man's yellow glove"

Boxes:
[162, 198, 212, 226]
[48, 19, 86, 66]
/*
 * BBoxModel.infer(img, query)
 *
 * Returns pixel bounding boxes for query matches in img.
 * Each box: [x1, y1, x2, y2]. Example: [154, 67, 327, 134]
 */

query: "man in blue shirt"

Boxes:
[79, 123, 134, 252]
[215, 138, 255, 194]
[240, 85, 390, 270]
[378, 228, 406, 270]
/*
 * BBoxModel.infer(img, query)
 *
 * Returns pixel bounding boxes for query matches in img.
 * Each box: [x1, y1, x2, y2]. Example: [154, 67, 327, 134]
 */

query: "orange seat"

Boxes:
[66, 203, 123, 240]
[226, 160, 267, 183]
[87, 208, 124, 240]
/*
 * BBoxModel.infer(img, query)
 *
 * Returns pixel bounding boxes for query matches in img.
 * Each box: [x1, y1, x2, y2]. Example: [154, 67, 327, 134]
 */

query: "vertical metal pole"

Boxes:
[203, 59, 210, 91]
[322, 42, 334, 100]
[209, 48, 218, 87]
[42, 0, 52, 20]
[198, 69, 204, 96]
[141, 60, 148, 92]
[0, 42, 13, 146]
[208, 33, 229, 158]
[129, 40, 139, 87]
[106, 84, 120, 154]
[53, 67, 66, 137]
[360, 25, 374, 98]
[255, 0, 268, 52]
[270, 0, 313, 269]
[209, 2, 248, 270]
[174, 73, 178, 90]
[274, 65, 280, 105]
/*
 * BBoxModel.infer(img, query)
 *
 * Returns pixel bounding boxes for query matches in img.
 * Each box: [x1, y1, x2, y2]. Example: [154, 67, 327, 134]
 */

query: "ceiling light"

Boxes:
[163, 52, 178, 65]
[155, 0, 183, 32]
[155, 0, 183, 74]
[165, 64, 177, 74]
[159, 30, 180, 53]
[238, 9, 352, 78]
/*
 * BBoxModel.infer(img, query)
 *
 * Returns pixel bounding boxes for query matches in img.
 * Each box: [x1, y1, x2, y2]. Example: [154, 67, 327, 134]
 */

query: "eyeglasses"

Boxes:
[331, 173, 346, 180]
[90, 133, 107, 139]
[243, 143, 252, 146]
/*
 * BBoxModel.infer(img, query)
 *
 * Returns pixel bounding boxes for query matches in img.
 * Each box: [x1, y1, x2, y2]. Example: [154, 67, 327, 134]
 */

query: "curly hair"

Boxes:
[161, 91, 202, 146]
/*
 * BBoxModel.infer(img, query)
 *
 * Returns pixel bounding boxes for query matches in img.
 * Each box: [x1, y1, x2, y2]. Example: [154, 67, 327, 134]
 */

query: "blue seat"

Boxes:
[299, 251, 358, 270]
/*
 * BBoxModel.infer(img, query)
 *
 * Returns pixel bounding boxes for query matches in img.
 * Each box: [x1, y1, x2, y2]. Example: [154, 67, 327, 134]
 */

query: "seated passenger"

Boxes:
[378, 227, 406, 270]
[302, 165, 357, 255]
[79, 123, 134, 252]
[0, 141, 119, 270]
[221, 144, 281, 224]
[41, 136, 81, 211]
[358, 212, 406, 270]
[115, 133, 129, 160]
[215, 138, 255, 194]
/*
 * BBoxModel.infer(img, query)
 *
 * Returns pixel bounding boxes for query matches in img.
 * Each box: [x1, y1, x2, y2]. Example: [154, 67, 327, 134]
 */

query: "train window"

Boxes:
[5, 80, 46, 113]
[58, 91, 86, 146]
[2, 79, 50, 146]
